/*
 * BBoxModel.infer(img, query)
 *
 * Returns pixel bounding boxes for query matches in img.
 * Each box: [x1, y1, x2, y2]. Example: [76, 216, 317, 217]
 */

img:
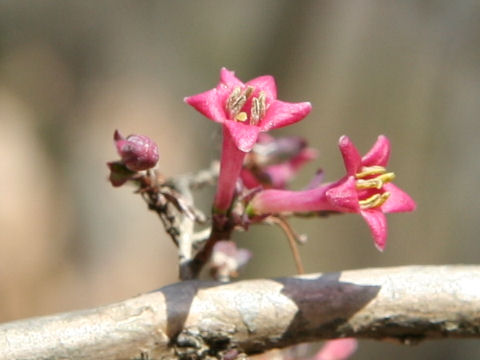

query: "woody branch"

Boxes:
[0, 265, 479, 360]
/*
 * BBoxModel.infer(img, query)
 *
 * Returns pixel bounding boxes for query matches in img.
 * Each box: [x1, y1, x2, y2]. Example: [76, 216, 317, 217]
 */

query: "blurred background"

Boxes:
[1, 1, 479, 358]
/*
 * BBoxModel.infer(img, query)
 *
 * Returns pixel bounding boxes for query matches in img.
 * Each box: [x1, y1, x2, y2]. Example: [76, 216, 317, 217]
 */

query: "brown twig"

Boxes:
[129, 163, 220, 280]
[180, 212, 236, 280]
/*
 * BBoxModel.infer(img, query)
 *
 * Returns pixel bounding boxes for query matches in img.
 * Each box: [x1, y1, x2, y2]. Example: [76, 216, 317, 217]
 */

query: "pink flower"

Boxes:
[210, 241, 252, 281]
[242, 135, 318, 189]
[248, 135, 416, 250]
[114, 130, 159, 171]
[185, 68, 311, 212]
[313, 338, 358, 360]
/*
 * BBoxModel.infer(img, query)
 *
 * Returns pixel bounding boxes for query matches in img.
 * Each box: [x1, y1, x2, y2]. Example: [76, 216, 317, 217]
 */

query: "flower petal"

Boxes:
[184, 88, 227, 123]
[325, 176, 360, 212]
[360, 209, 388, 251]
[246, 75, 277, 100]
[338, 136, 362, 175]
[223, 120, 261, 152]
[219, 67, 243, 88]
[362, 135, 390, 167]
[381, 183, 416, 213]
[260, 100, 312, 131]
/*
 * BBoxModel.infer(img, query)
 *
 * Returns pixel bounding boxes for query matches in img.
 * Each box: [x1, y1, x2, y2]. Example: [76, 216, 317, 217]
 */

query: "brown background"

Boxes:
[0, 1, 479, 358]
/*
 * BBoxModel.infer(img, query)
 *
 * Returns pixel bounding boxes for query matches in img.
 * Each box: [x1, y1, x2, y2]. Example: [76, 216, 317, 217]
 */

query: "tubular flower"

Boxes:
[247, 135, 416, 251]
[241, 135, 317, 189]
[185, 68, 311, 212]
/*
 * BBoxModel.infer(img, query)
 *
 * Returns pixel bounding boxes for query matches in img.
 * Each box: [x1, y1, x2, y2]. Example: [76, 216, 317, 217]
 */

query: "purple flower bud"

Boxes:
[114, 130, 159, 171]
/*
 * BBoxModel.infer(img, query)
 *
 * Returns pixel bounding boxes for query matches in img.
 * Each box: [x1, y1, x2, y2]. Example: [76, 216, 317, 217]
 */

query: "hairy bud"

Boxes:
[114, 130, 159, 171]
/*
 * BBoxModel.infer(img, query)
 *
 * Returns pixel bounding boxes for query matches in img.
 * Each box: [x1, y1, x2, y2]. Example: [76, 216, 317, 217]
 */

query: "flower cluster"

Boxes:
[185, 68, 415, 250]
[107, 67, 417, 360]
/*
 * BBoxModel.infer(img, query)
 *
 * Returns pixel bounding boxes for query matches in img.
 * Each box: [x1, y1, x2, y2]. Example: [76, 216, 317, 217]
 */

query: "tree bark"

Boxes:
[0, 265, 479, 360]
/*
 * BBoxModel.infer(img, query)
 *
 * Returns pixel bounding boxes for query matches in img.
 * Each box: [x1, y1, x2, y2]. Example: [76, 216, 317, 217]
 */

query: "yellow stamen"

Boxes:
[356, 171, 395, 189]
[359, 192, 391, 210]
[355, 166, 386, 179]
[378, 172, 395, 183]
[356, 178, 383, 190]
[235, 112, 248, 122]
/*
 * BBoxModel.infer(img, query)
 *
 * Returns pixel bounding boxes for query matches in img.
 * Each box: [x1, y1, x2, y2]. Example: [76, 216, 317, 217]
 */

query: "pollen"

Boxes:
[235, 112, 248, 122]
[359, 192, 391, 210]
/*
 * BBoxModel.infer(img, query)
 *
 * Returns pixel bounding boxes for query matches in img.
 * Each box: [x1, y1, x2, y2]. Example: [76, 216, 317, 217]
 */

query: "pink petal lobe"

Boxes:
[219, 67, 243, 88]
[260, 100, 312, 131]
[362, 135, 391, 167]
[325, 176, 360, 212]
[381, 183, 416, 213]
[315, 338, 358, 360]
[184, 88, 227, 123]
[338, 136, 362, 175]
[223, 121, 261, 152]
[246, 75, 277, 100]
[360, 209, 388, 251]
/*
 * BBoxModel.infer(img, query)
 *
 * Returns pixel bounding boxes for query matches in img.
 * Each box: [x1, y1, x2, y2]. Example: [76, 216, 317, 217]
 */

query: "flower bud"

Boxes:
[114, 130, 159, 171]
[210, 241, 252, 281]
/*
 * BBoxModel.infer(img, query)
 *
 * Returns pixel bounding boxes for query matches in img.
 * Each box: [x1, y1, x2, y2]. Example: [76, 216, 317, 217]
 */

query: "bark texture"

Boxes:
[0, 265, 479, 360]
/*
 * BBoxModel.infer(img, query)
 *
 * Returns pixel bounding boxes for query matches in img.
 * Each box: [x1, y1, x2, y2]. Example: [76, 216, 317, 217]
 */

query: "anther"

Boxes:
[378, 172, 395, 183]
[355, 166, 386, 179]
[356, 171, 395, 189]
[359, 192, 391, 209]
[251, 98, 260, 125]
[250, 91, 266, 126]
[227, 87, 241, 112]
[244, 86, 254, 99]
[258, 92, 266, 115]
[227, 86, 255, 119]
[356, 178, 383, 190]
